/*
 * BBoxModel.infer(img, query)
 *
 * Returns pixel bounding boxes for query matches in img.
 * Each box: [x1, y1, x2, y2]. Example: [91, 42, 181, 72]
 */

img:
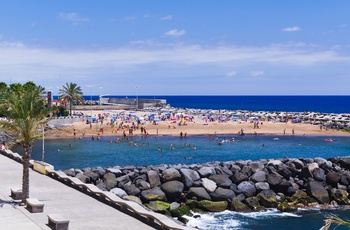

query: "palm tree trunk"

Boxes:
[21, 143, 31, 204]
[69, 101, 72, 116]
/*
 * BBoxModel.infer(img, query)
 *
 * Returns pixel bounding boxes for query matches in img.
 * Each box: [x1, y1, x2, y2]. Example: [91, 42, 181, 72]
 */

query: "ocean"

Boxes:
[24, 96, 350, 229]
[54, 95, 350, 114]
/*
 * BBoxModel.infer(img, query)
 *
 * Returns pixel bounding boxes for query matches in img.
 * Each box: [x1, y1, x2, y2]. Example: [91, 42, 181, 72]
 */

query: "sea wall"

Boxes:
[63, 156, 350, 223]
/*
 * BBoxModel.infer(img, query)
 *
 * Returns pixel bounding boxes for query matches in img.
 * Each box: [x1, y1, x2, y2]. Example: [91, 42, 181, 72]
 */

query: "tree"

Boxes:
[0, 82, 8, 94]
[59, 82, 84, 116]
[0, 85, 51, 204]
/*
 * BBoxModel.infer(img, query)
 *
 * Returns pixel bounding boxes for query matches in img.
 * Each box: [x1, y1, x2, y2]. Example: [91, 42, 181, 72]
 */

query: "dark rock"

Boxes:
[147, 170, 161, 188]
[103, 173, 118, 190]
[161, 181, 184, 198]
[210, 187, 235, 201]
[249, 161, 265, 173]
[161, 168, 181, 182]
[277, 167, 292, 179]
[230, 199, 251, 212]
[146, 200, 170, 213]
[135, 179, 151, 190]
[330, 188, 350, 205]
[267, 172, 283, 187]
[116, 175, 130, 188]
[307, 181, 329, 204]
[244, 196, 265, 211]
[187, 187, 211, 201]
[277, 202, 297, 212]
[339, 157, 350, 168]
[255, 182, 270, 192]
[231, 171, 249, 184]
[326, 172, 340, 187]
[76, 173, 90, 183]
[221, 167, 233, 177]
[106, 168, 122, 177]
[124, 184, 141, 196]
[257, 190, 278, 208]
[198, 166, 216, 177]
[180, 168, 200, 189]
[237, 181, 256, 198]
[276, 179, 291, 193]
[299, 167, 313, 179]
[209, 174, 232, 188]
[290, 189, 308, 203]
[312, 168, 326, 182]
[83, 171, 100, 183]
[241, 166, 253, 176]
[198, 200, 228, 212]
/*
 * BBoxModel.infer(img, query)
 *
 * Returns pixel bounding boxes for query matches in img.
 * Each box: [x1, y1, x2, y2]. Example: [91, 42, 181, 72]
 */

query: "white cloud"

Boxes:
[226, 71, 237, 77]
[164, 29, 186, 37]
[59, 13, 89, 25]
[282, 26, 301, 32]
[250, 71, 264, 77]
[161, 15, 173, 20]
[124, 15, 137, 21]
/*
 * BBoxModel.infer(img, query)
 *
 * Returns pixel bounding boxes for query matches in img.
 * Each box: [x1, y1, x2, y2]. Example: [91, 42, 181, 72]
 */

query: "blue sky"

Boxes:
[1, 1, 350, 95]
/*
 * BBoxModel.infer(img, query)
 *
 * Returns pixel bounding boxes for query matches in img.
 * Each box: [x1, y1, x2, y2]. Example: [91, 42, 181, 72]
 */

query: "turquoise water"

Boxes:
[13, 134, 350, 170]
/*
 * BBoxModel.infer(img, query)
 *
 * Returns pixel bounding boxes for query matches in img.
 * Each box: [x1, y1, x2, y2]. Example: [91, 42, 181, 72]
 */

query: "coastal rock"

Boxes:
[330, 188, 350, 205]
[230, 199, 251, 212]
[210, 187, 235, 201]
[307, 181, 330, 204]
[110, 187, 127, 198]
[209, 174, 232, 188]
[124, 184, 141, 196]
[250, 170, 267, 183]
[231, 171, 248, 184]
[277, 202, 298, 212]
[201, 178, 217, 193]
[255, 182, 270, 192]
[147, 170, 161, 188]
[237, 181, 256, 198]
[103, 173, 118, 190]
[161, 181, 184, 199]
[249, 162, 265, 173]
[135, 179, 151, 191]
[116, 175, 130, 188]
[180, 168, 200, 189]
[326, 172, 340, 187]
[257, 190, 278, 208]
[123, 195, 142, 204]
[299, 167, 313, 179]
[198, 167, 216, 177]
[198, 200, 228, 212]
[277, 166, 292, 179]
[161, 168, 181, 182]
[75, 173, 90, 183]
[141, 187, 166, 202]
[146, 201, 170, 213]
[187, 187, 211, 201]
[106, 168, 122, 177]
[83, 171, 100, 183]
[267, 172, 283, 187]
[244, 196, 265, 211]
[290, 189, 308, 203]
[312, 168, 326, 182]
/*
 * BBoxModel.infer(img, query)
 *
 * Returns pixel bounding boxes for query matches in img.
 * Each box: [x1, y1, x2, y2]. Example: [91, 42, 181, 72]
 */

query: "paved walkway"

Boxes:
[0, 153, 154, 230]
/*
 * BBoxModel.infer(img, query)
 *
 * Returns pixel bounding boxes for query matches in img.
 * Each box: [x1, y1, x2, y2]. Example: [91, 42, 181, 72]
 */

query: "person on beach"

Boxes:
[292, 128, 295, 135]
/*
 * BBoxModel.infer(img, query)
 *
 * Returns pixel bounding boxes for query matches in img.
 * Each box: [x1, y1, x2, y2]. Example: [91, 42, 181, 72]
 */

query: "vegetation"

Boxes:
[59, 82, 84, 116]
[320, 215, 350, 230]
[0, 81, 52, 203]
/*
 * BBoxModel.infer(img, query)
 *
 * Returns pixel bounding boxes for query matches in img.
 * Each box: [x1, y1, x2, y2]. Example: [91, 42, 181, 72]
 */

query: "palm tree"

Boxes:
[320, 215, 350, 230]
[0, 86, 51, 204]
[59, 82, 84, 116]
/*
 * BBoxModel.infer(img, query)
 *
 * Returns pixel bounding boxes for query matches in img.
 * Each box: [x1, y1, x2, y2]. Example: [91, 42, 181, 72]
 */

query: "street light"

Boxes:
[86, 85, 95, 121]
[42, 125, 45, 162]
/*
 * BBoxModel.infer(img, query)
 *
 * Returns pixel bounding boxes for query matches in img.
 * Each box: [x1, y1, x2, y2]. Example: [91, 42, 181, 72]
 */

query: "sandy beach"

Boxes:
[46, 109, 350, 139]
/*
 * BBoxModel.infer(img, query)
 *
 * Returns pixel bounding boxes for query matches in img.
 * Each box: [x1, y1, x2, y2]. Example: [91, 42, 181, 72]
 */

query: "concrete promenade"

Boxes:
[0, 153, 154, 230]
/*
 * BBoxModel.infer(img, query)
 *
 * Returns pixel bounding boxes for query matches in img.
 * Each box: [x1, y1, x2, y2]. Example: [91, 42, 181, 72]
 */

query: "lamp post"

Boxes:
[42, 125, 45, 162]
[86, 85, 95, 121]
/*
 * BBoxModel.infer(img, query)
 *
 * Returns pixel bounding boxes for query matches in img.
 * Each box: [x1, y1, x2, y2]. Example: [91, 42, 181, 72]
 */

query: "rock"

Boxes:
[231, 171, 248, 184]
[116, 175, 130, 188]
[210, 187, 235, 201]
[103, 173, 118, 190]
[161, 181, 184, 198]
[237, 181, 256, 198]
[198, 200, 228, 212]
[257, 190, 278, 208]
[276, 179, 291, 193]
[299, 167, 313, 179]
[307, 181, 330, 204]
[141, 187, 166, 202]
[267, 172, 283, 187]
[198, 167, 216, 177]
[187, 187, 211, 201]
[124, 184, 141, 196]
[250, 170, 267, 183]
[326, 172, 340, 187]
[330, 188, 350, 205]
[244, 196, 265, 211]
[161, 168, 181, 182]
[180, 168, 200, 189]
[249, 162, 265, 173]
[106, 168, 122, 177]
[146, 201, 170, 213]
[221, 167, 233, 177]
[75, 173, 90, 183]
[170, 205, 192, 217]
[209, 174, 232, 188]
[290, 189, 308, 203]
[135, 179, 151, 190]
[277, 202, 298, 212]
[255, 182, 270, 192]
[147, 170, 161, 188]
[277, 167, 292, 179]
[307, 163, 319, 172]
[123, 195, 142, 204]
[230, 199, 251, 212]
[312, 168, 326, 182]
[201, 178, 217, 193]
[110, 187, 127, 198]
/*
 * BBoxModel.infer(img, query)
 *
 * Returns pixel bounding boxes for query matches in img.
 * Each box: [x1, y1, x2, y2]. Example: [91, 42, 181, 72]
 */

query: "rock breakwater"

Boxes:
[64, 156, 350, 223]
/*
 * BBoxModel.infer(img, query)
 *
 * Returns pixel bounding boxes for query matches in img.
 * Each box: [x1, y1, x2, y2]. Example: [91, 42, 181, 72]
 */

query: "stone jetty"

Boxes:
[63, 156, 350, 224]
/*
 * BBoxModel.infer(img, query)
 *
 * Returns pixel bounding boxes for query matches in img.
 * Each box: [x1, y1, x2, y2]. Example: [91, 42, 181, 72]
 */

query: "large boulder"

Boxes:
[312, 168, 326, 182]
[103, 173, 118, 190]
[307, 181, 329, 204]
[326, 172, 340, 187]
[147, 170, 161, 188]
[330, 188, 350, 205]
[116, 175, 131, 188]
[249, 161, 265, 173]
[109, 187, 127, 198]
[198, 167, 216, 177]
[187, 187, 211, 201]
[180, 169, 200, 188]
[198, 200, 228, 212]
[146, 201, 170, 213]
[161, 168, 181, 182]
[209, 174, 232, 188]
[250, 170, 267, 183]
[257, 190, 278, 208]
[106, 168, 122, 177]
[237, 181, 256, 197]
[244, 196, 265, 211]
[141, 187, 166, 202]
[210, 187, 235, 201]
[231, 171, 248, 184]
[161, 181, 184, 198]
[201, 178, 217, 193]
[255, 182, 270, 192]
[124, 184, 141, 196]
[230, 199, 251, 212]
[135, 179, 151, 190]
[267, 172, 283, 187]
